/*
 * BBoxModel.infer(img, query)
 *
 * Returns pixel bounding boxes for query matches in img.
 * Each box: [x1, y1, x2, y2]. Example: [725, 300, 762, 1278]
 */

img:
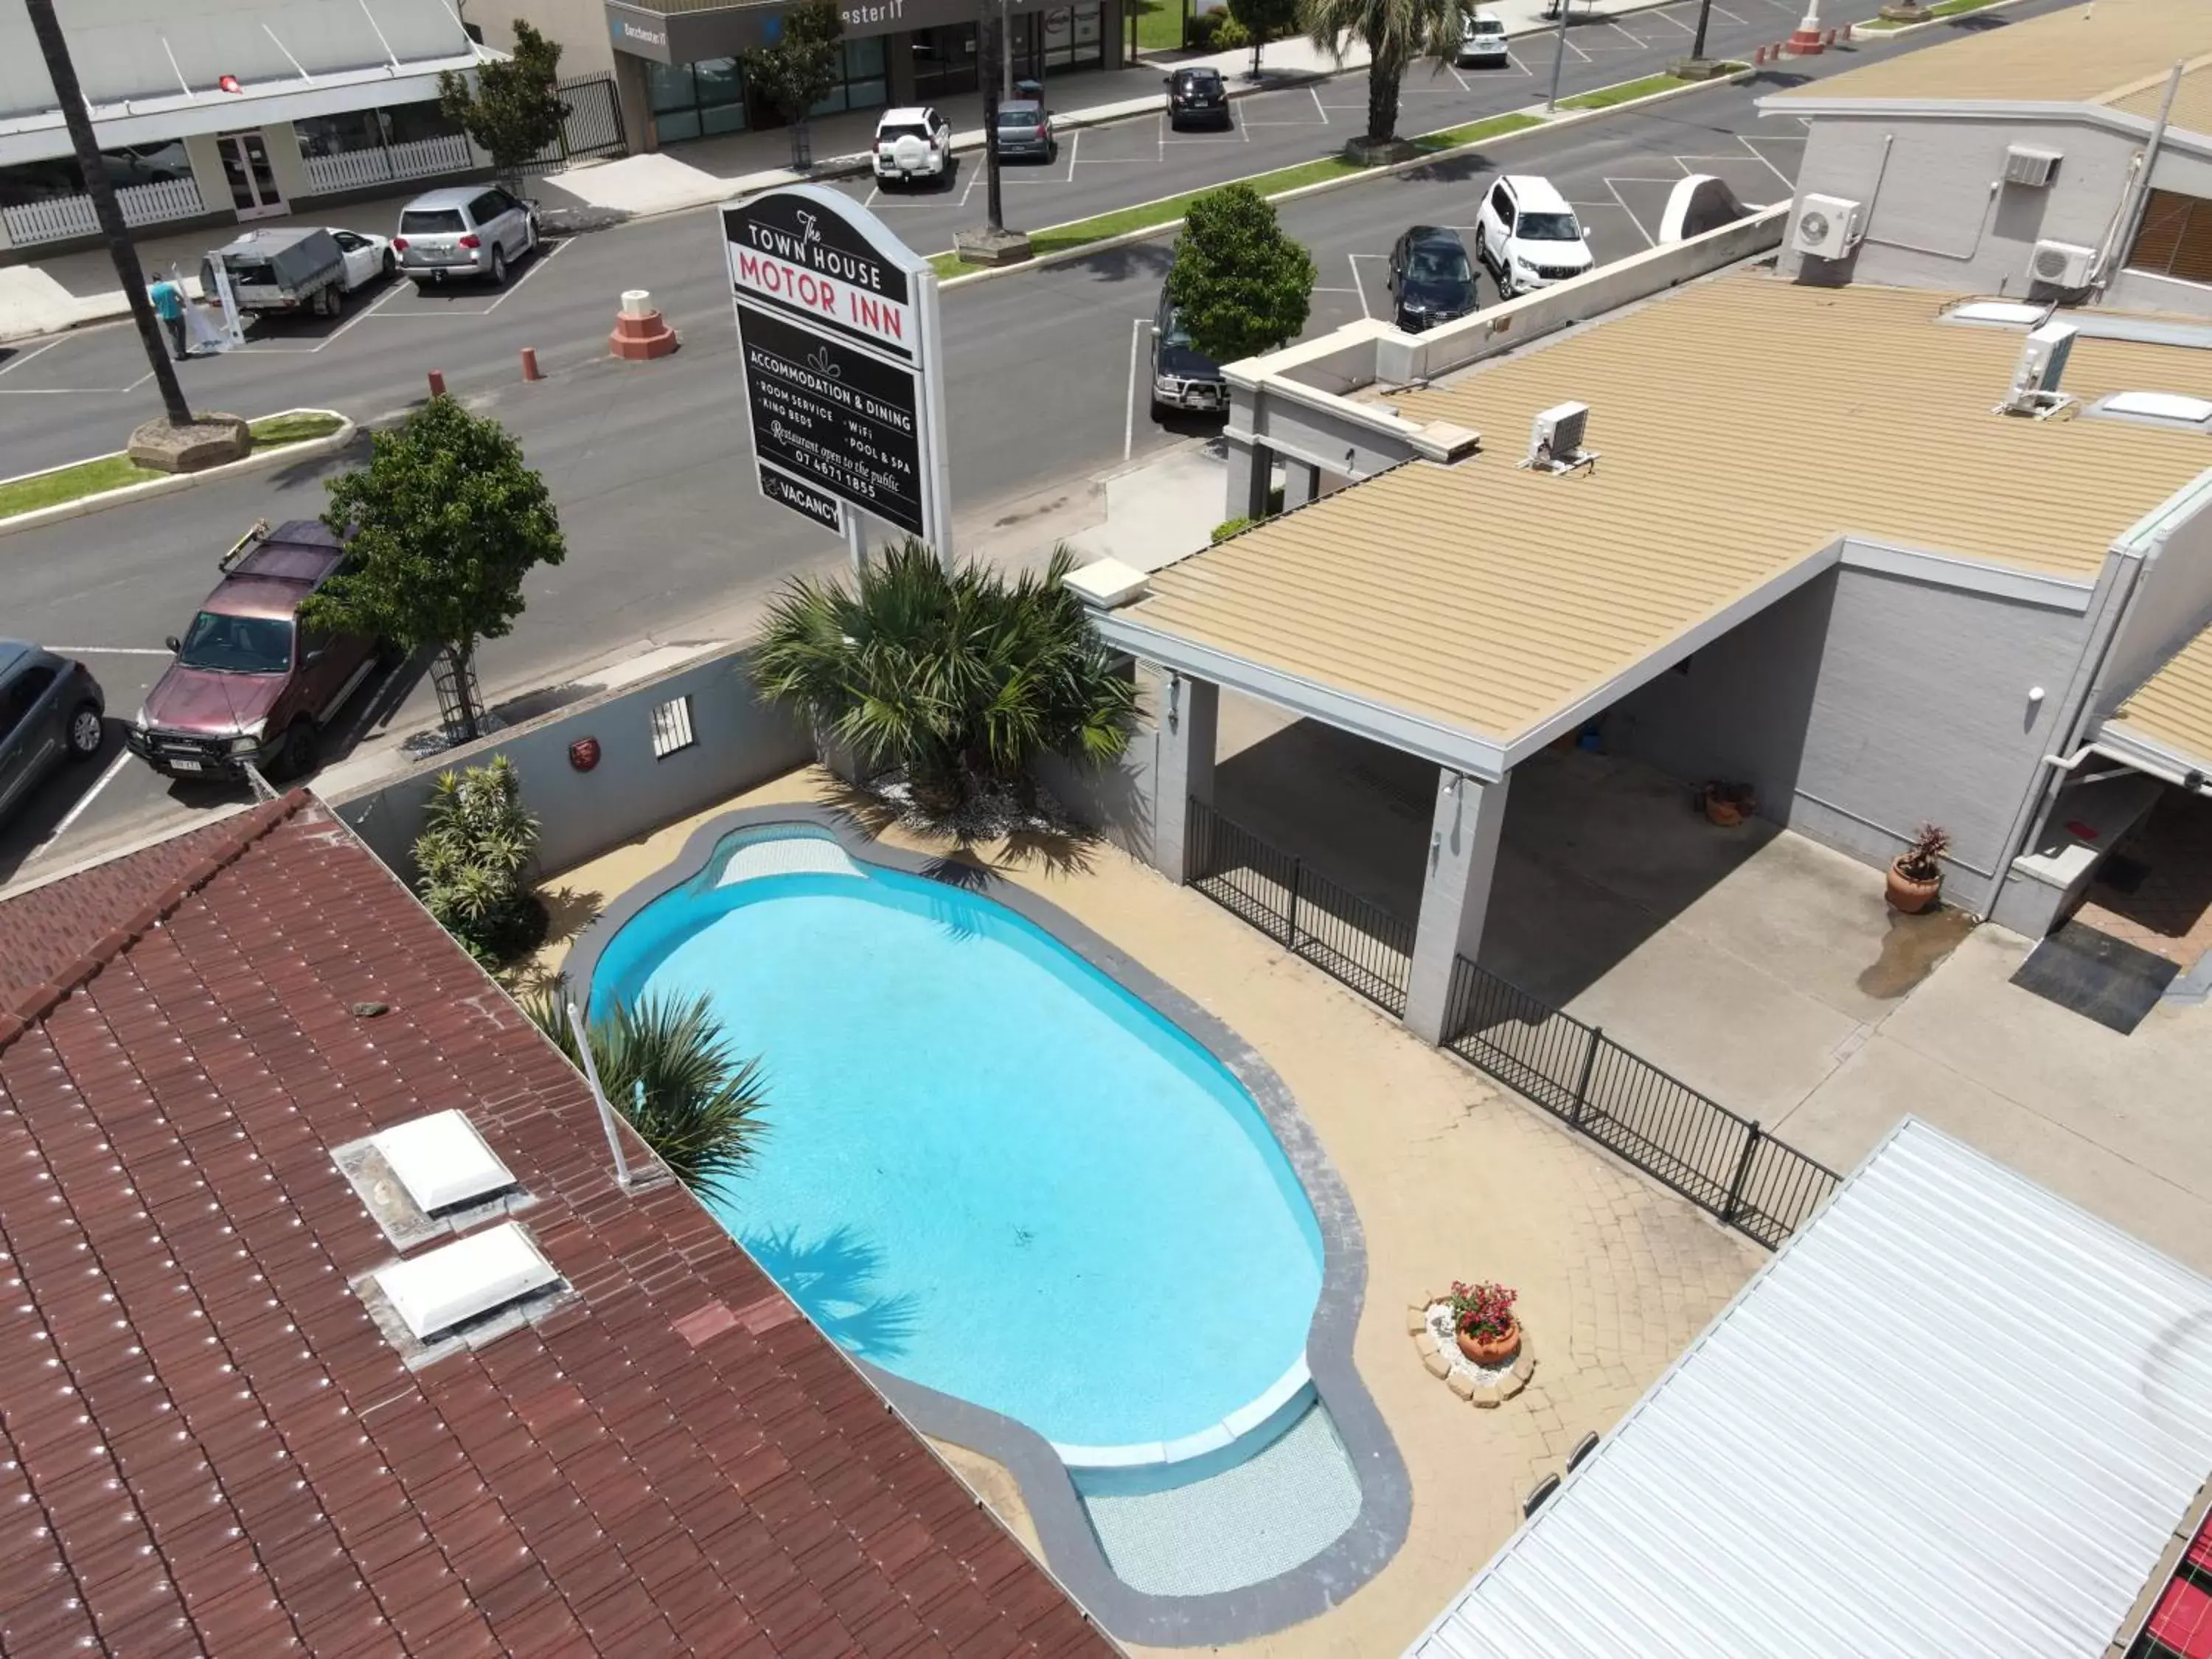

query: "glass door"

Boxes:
[217, 131, 285, 220]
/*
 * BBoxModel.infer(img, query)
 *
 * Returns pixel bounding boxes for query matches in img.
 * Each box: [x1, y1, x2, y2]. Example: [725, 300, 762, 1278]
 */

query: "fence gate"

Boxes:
[528, 73, 628, 172]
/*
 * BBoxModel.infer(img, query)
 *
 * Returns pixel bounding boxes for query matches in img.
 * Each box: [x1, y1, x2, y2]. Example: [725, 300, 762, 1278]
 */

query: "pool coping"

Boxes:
[557, 803, 1413, 1649]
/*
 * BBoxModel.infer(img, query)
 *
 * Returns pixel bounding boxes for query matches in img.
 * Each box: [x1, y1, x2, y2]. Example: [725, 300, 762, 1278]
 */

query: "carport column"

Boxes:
[1281, 462, 1321, 510]
[1223, 432, 1274, 524]
[1150, 672, 1220, 884]
[1402, 769, 1511, 1046]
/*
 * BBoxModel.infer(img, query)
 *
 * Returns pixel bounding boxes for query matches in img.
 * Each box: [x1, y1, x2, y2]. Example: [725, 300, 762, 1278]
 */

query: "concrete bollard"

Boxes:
[428, 369, 446, 397]
[521, 347, 542, 382]
[609, 288, 678, 361]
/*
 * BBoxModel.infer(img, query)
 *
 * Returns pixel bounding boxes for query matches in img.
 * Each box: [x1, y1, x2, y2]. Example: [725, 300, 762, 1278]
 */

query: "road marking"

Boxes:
[482, 234, 577, 314]
[1125, 314, 1147, 460]
[1312, 86, 1329, 122]
[1649, 7, 1694, 27]
[39, 748, 131, 852]
[1349, 252, 1388, 320]
[1710, 3, 1748, 21]
[0, 339, 63, 380]
[863, 184, 882, 205]
[1504, 46, 1535, 74]
[1739, 137, 1802, 191]
[1605, 178, 1656, 246]
[1446, 63, 1473, 92]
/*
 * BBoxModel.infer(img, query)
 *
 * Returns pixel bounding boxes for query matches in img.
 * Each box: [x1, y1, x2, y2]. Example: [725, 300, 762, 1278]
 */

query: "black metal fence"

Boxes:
[1443, 956, 1840, 1248]
[1185, 799, 1415, 1015]
[526, 74, 629, 173]
[1181, 796, 1840, 1248]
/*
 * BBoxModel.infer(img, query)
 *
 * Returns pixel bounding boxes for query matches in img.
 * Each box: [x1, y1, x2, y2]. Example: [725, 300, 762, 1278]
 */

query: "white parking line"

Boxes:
[39, 748, 130, 852]
[483, 234, 577, 314]
[1349, 252, 1388, 320]
[1312, 86, 1330, 122]
[0, 338, 63, 379]
[1710, 3, 1749, 21]
[1125, 314, 1147, 460]
[1605, 178, 1656, 246]
[1649, 7, 1694, 28]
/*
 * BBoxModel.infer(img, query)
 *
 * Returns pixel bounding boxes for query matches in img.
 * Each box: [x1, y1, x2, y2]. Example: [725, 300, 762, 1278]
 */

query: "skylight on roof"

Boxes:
[371, 1110, 515, 1213]
[375, 1222, 558, 1341]
[2097, 390, 2212, 428]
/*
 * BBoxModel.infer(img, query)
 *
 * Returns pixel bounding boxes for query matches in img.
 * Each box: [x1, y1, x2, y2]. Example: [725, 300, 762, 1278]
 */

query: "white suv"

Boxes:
[1457, 9, 1509, 64]
[873, 107, 953, 189]
[1475, 174, 1596, 298]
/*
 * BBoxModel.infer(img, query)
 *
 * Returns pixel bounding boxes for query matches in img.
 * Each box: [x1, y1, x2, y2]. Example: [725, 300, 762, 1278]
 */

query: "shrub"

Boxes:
[1211, 516, 1255, 543]
[753, 538, 1138, 815]
[1898, 822, 1952, 881]
[525, 986, 767, 1202]
[413, 756, 544, 966]
[1166, 183, 1317, 366]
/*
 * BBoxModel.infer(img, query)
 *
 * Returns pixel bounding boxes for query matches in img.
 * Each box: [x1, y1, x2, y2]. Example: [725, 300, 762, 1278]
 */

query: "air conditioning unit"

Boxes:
[1524, 401, 1596, 473]
[1792, 193, 1862, 260]
[2030, 239, 2096, 288]
[2003, 145, 2062, 187]
[1998, 320, 2079, 418]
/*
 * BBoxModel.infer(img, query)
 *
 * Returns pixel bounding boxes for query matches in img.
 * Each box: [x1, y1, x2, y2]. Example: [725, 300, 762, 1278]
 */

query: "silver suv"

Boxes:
[0, 641, 105, 825]
[394, 184, 537, 288]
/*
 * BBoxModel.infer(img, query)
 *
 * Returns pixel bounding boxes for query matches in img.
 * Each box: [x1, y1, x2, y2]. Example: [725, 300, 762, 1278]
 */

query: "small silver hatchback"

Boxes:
[393, 184, 537, 288]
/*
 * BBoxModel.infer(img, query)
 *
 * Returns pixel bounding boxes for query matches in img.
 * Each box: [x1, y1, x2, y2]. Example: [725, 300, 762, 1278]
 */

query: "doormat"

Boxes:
[2095, 854, 2152, 897]
[2011, 921, 2178, 1034]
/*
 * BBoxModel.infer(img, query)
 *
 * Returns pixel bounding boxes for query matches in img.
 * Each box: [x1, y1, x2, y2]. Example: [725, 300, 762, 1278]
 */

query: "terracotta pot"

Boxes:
[1456, 1316, 1522, 1367]
[1705, 796, 1747, 827]
[1887, 860, 1942, 914]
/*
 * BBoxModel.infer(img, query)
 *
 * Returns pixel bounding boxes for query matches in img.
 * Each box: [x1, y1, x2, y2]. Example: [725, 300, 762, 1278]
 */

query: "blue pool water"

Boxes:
[590, 838, 1325, 1454]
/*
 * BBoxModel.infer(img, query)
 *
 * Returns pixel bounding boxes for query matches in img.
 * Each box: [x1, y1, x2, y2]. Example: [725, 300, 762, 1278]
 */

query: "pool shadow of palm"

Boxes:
[740, 1222, 921, 1360]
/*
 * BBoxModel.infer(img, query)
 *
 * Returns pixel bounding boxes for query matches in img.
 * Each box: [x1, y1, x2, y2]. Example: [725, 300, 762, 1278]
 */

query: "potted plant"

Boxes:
[1699, 779, 1756, 827]
[1450, 1280, 1520, 1366]
[1887, 822, 1951, 914]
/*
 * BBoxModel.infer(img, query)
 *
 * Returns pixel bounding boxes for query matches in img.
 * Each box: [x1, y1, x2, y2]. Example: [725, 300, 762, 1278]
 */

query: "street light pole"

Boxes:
[1545, 0, 1573, 112]
[982, 0, 1006, 233]
[23, 0, 192, 428]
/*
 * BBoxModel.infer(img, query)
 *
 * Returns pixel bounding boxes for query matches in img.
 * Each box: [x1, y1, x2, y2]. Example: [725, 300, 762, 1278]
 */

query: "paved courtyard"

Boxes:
[1210, 698, 2212, 1277]
[538, 765, 1764, 1657]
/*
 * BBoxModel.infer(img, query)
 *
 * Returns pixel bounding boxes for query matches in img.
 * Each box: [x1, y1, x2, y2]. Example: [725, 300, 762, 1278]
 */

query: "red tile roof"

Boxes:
[0, 798, 1116, 1658]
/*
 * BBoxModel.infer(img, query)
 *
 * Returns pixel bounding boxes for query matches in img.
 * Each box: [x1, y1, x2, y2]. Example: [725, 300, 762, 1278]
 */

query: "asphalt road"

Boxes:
[0, 1, 2064, 879]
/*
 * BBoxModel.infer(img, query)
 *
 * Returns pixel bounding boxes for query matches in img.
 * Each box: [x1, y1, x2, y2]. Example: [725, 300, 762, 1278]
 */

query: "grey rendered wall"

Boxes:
[1033, 661, 1164, 858]
[1607, 562, 2090, 913]
[2086, 474, 2212, 721]
[1781, 113, 2140, 300]
[333, 644, 811, 881]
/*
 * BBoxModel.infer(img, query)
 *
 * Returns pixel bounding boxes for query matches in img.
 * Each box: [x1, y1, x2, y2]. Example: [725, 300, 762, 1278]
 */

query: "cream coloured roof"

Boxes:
[1124, 274, 2212, 747]
[1771, 0, 2212, 116]
[2109, 58, 2212, 135]
[2107, 622, 2212, 770]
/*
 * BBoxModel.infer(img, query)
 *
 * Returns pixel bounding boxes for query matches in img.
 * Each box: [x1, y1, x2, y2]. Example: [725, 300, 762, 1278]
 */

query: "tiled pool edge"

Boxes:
[557, 803, 1413, 1648]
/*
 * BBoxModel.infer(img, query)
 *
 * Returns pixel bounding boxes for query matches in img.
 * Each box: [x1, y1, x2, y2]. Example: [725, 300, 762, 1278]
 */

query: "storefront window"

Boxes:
[1045, 1, 1103, 69]
[296, 102, 459, 157]
[383, 100, 464, 146]
[651, 57, 748, 141]
[911, 24, 978, 97]
[0, 143, 192, 206]
[804, 37, 890, 116]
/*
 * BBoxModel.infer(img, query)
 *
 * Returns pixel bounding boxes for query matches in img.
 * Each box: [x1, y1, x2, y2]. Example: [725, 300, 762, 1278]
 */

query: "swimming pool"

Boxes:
[585, 823, 1327, 1462]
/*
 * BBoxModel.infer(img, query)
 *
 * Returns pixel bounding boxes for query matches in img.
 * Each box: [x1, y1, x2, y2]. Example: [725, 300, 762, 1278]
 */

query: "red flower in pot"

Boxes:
[1450, 1280, 1521, 1366]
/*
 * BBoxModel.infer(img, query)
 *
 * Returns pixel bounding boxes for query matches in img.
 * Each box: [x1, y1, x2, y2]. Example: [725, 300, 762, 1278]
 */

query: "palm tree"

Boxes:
[24, 0, 192, 429]
[526, 987, 768, 1203]
[1301, 0, 1477, 154]
[753, 539, 1138, 815]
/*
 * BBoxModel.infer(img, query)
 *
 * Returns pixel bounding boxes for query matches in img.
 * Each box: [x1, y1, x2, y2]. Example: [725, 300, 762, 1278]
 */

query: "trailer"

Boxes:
[201, 228, 349, 319]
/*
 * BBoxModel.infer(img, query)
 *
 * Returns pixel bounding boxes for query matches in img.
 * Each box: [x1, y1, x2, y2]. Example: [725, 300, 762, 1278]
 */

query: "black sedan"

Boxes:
[1166, 67, 1232, 130]
[1386, 225, 1480, 333]
[0, 641, 105, 825]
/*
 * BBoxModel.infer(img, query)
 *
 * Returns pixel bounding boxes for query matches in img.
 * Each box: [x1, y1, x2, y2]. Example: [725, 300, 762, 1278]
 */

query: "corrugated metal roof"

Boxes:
[1403, 1119, 2212, 1659]
[2110, 58, 2212, 142]
[2105, 620, 2212, 771]
[1125, 274, 2212, 745]
[1770, 0, 2212, 115]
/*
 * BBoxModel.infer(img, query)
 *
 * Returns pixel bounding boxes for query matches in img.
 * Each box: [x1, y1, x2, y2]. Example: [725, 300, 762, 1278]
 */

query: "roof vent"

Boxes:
[1997, 321, 2078, 420]
[371, 1110, 515, 1214]
[375, 1222, 559, 1342]
[2003, 145, 2061, 188]
[1521, 402, 1597, 475]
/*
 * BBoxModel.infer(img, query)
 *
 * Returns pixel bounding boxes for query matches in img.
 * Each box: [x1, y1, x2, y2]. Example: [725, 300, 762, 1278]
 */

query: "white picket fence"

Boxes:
[2, 175, 206, 246]
[302, 133, 473, 195]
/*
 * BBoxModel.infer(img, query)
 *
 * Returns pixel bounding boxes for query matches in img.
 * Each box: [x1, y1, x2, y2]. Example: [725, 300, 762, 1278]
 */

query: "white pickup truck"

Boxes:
[201, 227, 349, 319]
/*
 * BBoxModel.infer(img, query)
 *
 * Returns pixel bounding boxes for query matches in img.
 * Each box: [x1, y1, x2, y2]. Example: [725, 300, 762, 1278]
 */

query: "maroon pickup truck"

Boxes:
[127, 519, 387, 782]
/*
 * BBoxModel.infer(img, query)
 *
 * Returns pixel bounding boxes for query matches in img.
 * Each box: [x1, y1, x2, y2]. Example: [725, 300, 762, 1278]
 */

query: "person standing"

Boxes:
[148, 271, 187, 359]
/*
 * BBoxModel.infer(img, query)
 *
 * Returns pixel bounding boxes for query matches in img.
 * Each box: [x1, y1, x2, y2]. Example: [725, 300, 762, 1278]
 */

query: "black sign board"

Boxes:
[723, 192, 916, 361]
[758, 463, 844, 532]
[737, 302, 925, 537]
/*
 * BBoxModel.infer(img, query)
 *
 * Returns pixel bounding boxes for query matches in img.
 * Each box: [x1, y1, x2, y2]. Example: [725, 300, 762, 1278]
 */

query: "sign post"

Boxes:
[720, 185, 953, 566]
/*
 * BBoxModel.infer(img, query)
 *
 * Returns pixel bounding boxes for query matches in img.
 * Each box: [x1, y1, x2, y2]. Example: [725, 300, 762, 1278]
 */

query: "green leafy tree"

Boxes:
[1300, 0, 1475, 150]
[753, 539, 1138, 816]
[740, 0, 844, 169]
[526, 987, 768, 1202]
[1228, 0, 1300, 74]
[414, 757, 544, 965]
[1165, 184, 1317, 366]
[439, 19, 568, 187]
[305, 394, 564, 740]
